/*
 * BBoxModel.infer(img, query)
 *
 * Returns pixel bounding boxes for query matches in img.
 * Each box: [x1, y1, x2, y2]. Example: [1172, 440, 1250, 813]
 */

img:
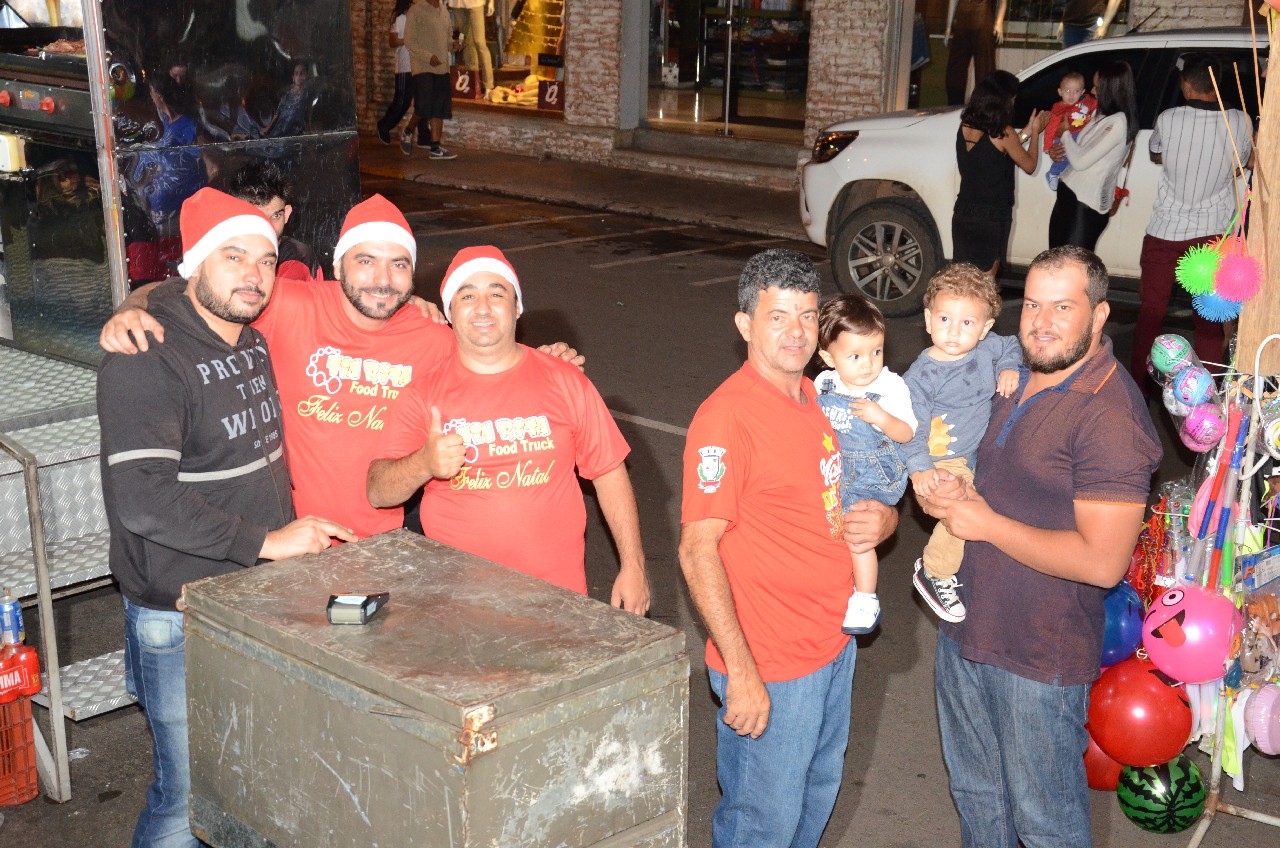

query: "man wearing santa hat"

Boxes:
[100, 194, 580, 541]
[97, 188, 356, 848]
[367, 246, 650, 613]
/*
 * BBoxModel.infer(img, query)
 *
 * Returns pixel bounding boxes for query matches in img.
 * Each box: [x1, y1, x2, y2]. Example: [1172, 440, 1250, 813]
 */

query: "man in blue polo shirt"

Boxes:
[917, 245, 1162, 848]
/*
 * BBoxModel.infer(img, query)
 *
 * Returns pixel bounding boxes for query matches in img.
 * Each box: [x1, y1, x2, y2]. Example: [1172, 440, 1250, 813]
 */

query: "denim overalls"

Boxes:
[815, 378, 908, 510]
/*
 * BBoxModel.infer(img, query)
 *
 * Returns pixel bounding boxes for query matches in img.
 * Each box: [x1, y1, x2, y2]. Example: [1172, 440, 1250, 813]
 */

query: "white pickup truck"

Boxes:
[799, 27, 1264, 315]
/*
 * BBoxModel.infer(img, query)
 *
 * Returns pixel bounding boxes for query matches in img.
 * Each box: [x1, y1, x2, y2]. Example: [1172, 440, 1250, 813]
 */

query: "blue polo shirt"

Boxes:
[940, 336, 1162, 685]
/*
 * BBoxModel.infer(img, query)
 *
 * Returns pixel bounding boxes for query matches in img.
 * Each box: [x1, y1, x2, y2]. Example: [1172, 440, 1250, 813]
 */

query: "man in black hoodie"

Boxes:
[97, 187, 355, 848]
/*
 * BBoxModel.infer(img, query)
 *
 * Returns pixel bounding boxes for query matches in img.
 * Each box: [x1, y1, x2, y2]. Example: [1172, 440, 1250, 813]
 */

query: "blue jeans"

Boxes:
[934, 632, 1092, 848]
[123, 598, 201, 848]
[1062, 24, 1095, 48]
[708, 638, 857, 848]
[815, 388, 907, 510]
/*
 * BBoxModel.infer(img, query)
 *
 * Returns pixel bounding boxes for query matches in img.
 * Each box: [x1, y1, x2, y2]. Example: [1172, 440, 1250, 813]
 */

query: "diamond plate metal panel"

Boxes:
[32, 649, 136, 721]
[0, 531, 111, 599]
[0, 417, 105, 555]
[0, 347, 97, 432]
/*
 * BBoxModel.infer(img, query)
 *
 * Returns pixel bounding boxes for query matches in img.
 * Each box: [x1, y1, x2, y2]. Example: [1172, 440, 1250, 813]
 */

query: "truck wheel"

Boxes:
[830, 199, 941, 317]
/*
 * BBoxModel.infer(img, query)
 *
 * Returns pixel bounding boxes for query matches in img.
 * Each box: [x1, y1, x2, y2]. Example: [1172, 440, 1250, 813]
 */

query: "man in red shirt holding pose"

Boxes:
[367, 246, 649, 612]
[679, 249, 897, 848]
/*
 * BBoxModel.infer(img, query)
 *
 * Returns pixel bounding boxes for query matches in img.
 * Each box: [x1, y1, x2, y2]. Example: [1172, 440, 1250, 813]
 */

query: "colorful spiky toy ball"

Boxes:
[1175, 244, 1221, 295]
[1214, 253, 1263, 302]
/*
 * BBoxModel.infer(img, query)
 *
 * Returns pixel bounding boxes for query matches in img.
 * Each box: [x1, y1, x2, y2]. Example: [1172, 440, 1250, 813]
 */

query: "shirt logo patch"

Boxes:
[697, 446, 727, 493]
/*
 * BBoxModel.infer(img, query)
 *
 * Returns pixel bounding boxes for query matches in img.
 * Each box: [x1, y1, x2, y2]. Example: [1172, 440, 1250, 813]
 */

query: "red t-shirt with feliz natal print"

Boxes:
[373, 346, 630, 593]
[681, 363, 851, 682]
[251, 278, 455, 537]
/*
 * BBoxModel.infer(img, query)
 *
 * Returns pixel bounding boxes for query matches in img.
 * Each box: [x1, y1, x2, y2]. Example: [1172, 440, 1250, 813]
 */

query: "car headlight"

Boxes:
[811, 131, 858, 164]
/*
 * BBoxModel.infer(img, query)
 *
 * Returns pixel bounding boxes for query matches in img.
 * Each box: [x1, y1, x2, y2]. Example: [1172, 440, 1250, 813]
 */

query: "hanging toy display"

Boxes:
[1173, 200, 1264, 322]
[1144, 335, 1228, 454]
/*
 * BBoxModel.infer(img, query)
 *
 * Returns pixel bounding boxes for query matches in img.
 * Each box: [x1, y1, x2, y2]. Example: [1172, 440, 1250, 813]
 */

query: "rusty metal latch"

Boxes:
[457, 703, 497, 765]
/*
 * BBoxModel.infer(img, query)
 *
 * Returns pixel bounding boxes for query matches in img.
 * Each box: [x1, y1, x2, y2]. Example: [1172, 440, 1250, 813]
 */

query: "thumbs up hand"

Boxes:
[425, 406, 466, 480]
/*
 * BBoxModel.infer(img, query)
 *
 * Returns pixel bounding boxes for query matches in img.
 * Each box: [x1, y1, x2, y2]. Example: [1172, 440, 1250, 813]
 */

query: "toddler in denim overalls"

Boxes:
[816, 295, 916, 635]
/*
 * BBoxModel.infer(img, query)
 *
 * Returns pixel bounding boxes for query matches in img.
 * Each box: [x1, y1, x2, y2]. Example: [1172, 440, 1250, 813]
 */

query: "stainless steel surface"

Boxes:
[0, 345, 97, 432]
[81, 0, 127, 310]
[31, 648, 134, 720]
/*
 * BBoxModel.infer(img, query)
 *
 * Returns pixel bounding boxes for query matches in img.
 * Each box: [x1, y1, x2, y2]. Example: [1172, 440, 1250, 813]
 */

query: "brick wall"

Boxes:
[804, 0, 888, 146]
[1128, 0, 1250, 30]
[350, 0, 397, 136]
[563, 0, 622, 127]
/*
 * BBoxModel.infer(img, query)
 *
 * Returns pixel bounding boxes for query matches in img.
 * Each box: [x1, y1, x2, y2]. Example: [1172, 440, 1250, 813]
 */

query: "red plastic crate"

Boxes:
[0, 697, 38, 805]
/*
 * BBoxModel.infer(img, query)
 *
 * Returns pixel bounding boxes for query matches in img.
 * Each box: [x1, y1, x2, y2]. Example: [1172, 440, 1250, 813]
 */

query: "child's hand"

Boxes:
[996, 369, 1020, 398]
[910, 469, 940, 498]
[849, 397, 887, 428]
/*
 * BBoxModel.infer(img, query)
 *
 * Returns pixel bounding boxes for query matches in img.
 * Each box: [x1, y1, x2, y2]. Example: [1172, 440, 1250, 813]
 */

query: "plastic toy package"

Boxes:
[1241, 576, 1279, 686]
[1147, 334, 1227, 453]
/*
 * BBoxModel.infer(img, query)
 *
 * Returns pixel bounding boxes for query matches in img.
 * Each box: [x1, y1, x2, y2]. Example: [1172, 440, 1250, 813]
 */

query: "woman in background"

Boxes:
[953, 70, 1048, 275]
[1048, 60, 1138, 250]
[376, 0, 419, 154]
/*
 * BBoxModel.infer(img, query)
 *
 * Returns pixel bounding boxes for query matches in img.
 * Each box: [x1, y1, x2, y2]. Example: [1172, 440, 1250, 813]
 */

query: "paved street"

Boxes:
[9, 178, 1279, 848]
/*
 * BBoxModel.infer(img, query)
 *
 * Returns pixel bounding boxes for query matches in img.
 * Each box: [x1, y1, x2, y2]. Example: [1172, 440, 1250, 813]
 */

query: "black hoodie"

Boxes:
[98, 278, 295, 609]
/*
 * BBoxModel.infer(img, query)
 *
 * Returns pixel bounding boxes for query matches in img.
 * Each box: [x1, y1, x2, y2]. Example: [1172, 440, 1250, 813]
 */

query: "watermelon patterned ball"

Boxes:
[1117, 755, 1206, 833]
[1150, 334, 1193, 375]
[1172, 366, 1214, 406]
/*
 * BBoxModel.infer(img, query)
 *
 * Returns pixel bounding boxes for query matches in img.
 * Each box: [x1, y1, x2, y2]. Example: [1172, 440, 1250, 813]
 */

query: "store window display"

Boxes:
[463, 0, 565, 111]
[449, 0, 495, 94]
[945, 0, 1007, 106]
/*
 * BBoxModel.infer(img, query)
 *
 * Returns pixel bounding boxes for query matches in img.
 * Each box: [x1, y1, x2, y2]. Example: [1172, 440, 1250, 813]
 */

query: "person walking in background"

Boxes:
[405, 0, 460, 160]
[449, 0, 495, 97]
[1047, 61, 1138, 251]
[953, 71, 1048, 276]
[377, 0, 421, 156]
[944, 0, 1007, 106]
[1130, 56, 1253, 388]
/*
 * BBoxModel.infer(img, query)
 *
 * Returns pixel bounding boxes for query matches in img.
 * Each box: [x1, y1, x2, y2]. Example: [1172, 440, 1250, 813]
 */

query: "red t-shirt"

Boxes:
[252, 278, 454, 536]
[373, 346, 630, 593]
[681, 363, 851, 682]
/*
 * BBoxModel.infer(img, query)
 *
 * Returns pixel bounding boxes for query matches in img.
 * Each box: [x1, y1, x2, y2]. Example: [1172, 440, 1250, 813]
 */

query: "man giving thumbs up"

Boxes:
[367, 246, 649, 614]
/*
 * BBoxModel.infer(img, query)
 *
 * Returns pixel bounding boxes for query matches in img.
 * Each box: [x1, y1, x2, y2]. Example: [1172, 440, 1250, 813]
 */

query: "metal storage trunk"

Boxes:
[185, 530, 689, 848]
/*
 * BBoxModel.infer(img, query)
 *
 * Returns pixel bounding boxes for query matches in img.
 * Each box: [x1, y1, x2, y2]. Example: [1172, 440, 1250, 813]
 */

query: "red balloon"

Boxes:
[1088, 656, 1192, 767]
[1084, 733, 1123, 790]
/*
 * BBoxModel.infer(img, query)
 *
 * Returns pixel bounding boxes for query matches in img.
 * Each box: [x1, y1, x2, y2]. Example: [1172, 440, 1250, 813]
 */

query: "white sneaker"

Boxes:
[842, 592, 881, 635]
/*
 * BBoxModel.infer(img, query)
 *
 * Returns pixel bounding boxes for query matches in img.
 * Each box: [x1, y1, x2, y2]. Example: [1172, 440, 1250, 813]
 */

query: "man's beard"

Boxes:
[1022, 323, 1092, 374]
[193, 271, 267, 324]
[339, 272, 412, 319]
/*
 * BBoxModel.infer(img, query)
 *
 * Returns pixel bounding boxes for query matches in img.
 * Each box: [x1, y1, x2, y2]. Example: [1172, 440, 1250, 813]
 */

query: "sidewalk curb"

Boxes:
[360, 163, 808, 243]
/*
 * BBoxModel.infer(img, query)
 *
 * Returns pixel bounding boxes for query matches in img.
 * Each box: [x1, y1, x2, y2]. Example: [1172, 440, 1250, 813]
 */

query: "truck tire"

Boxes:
[830, 199, 941, 317]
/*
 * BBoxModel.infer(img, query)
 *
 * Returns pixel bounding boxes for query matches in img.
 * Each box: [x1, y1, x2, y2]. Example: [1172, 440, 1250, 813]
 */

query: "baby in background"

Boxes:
[1045, 70, 1097, 191]
[815, 295, 917, 635]
[904, 264, 1022, 623]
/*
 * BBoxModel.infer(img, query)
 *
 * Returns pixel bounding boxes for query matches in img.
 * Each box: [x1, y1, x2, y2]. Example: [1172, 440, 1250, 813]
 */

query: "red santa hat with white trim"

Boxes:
[177, 187, 278, 279]
[439, 245, 522, 321]
[332, 193, 418, 274]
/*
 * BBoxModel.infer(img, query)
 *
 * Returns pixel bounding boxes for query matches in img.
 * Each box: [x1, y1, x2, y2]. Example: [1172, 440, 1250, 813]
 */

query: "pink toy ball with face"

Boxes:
[1142, 586, 1243, 684]
[1149, 334, 1193, 376]
[1178, 405, 1226, 453]
[1172, 366, 1215, 407]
